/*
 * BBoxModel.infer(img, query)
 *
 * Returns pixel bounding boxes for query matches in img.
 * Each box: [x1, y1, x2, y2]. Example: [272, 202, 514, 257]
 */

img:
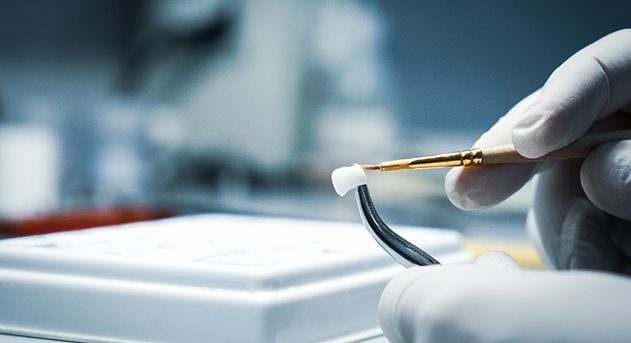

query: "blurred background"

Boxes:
[0, 0, 628, 247]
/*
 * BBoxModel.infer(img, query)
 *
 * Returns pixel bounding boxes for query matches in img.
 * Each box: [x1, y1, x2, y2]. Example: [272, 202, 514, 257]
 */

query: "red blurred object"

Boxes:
[0, 206, 174, 236]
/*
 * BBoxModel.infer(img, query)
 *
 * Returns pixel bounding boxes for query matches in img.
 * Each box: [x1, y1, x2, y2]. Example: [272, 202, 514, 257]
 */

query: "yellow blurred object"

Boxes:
[464, 239, 543, 269]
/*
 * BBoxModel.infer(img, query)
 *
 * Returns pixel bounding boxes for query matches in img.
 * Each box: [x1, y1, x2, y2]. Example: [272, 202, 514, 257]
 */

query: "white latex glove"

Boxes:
[446, 29, 631, 271]
[378, 29, 631, 343]
[379, 252, 631, 343]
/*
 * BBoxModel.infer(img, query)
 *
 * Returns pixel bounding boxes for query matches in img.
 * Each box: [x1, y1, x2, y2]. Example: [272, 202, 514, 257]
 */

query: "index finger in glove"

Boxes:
[445, 92, 538, 210]
[512, 29, 631, 159]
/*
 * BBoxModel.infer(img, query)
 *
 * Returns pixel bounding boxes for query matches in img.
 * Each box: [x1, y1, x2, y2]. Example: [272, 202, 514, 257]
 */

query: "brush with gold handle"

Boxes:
[361, 129, 631, 172]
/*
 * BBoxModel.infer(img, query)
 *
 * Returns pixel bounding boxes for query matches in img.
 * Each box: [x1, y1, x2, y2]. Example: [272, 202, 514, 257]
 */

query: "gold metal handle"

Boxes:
[363, 148, 483, 171]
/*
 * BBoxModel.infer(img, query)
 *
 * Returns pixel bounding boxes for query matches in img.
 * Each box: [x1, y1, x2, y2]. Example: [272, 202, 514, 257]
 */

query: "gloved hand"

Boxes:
[445, 29, 631, 271]
[378, 29, 631, 342]
[379, 251, 631, 343]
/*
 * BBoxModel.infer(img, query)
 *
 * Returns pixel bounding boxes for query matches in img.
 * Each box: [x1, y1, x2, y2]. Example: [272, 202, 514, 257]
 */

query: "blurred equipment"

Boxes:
[309, 1, 397, 168]
[122, 0, 311, 173]
[0, 215, 470, 342]
[0, 124, 60, 219]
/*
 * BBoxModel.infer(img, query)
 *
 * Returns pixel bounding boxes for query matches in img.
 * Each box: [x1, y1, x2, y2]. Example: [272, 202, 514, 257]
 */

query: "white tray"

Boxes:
[0, 214, 471, 342]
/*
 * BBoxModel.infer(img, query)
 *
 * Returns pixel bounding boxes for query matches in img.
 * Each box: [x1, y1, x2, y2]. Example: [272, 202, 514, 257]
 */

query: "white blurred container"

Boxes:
[0, 124, 60, 218]
[0, 214, 471, 342]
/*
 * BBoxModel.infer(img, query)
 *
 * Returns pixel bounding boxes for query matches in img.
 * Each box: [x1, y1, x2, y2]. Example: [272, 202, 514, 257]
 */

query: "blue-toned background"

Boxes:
[0, 0, 628, 238]
[383, 0, 630, 130]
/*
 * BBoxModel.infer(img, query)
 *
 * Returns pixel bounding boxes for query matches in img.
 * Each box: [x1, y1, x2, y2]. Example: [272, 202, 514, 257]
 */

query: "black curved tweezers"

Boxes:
[355, 184, 440, 267]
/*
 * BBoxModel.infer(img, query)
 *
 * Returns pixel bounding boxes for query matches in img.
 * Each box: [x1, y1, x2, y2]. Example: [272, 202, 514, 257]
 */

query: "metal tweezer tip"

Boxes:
[356, 184, 440, 267]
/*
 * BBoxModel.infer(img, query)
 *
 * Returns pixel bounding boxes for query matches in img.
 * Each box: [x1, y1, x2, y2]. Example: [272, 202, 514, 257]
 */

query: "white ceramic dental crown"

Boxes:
[331, 164, 367, 196]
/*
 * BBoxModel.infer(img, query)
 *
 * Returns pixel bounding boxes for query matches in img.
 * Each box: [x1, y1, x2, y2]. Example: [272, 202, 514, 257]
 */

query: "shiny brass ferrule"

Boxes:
[361, 148, 483, 171]
[462, 148, 483, 166]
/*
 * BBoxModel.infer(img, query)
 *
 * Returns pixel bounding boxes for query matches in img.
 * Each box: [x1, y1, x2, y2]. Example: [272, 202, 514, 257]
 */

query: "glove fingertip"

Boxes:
[511, 114, 555, 159]
[475, 250, 522, 271]
[445, 168, 485, 211]
[445, 164, 534, 211]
